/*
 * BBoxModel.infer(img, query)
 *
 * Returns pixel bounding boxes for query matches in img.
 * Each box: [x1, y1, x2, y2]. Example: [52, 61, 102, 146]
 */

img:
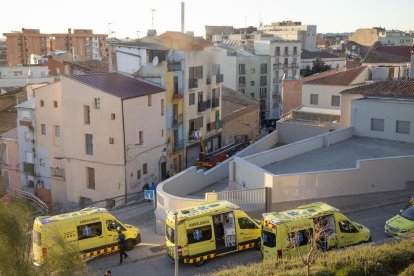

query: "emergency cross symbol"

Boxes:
[287, 211, 299, 216]
[82, 226, 92, 237]
[193, 230, 203, 241]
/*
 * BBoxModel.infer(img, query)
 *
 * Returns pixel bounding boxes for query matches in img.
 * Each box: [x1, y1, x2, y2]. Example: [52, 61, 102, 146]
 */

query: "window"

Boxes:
[21, 110, 30, 120]
[54, 125, 60, 137]
[94, 98, 101, 109]
[250, 68, 255, 74]
[260, 63, 267, 74]
[371, 118, 384, 132]
[187, 225, 212, 244]
[106, 220, 125, 232]
[396, 120, 410, 134]
[284, 46, 289, 55]
[293, 46, 298, 55]
[86, 167, 95, 189]
[137, 170, 141, 179]
[260, 87, 267, 97]
[238, 64, 246, 75]
[111, 113, 115, 120]
[250, 93, 255, 98]
[39, 158, 46, 167]
[24, 132, 31, 142]
[239, 88, 245, 94]
[85, 134, 93, 155]
[166, 224, 174, 243]
[148, 95, 152, 106]
[109, 138, 114, 144]
[143, 163, 148, 174]
[284, 58, 288, 66]
[41, 124, 46, 135]
[139, 131, 144, 144]
[239, 76, 246, 85]
[238, 217, 258, 229]
[331, 95, 340, 107]
[189, 93, 195, 105]
[161, 129, 164, 137]
[161, 99, 164, 116]
[292, 69, 297, 78]
[84, 106, 90, 124]
[310, 94, 319, 105]
[77, 221, 101, 240]
[260, 76, 267, 86]
[275, 47, 280, 56]
[53, 101, 58, 108]
[40, 100, 44, 107]
[251, 81, 255, 86]
[338, 220, 358, 233]
[287, 228, 313, 248]
[262, 231, 276, 248]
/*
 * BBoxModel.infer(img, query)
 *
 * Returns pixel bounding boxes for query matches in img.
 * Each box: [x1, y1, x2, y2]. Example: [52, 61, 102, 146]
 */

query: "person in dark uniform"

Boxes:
[117, 228, 128, 264]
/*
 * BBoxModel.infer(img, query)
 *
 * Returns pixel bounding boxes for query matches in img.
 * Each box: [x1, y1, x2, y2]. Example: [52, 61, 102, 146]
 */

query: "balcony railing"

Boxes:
[239, 70, 246, 75]
[216, 74, 224, 84]
[168, 61, 182, 71]
[169, 140, 184, 154]
[172, 113, 183, 128]
[188, 130, 202, 140]
[238, 82, 246, 88]
[198, 101, 208, 112]
[189, 79, 198, 89]
[172, 93, 183, 102]
[51, 167, 65, 178]
[212, 98, 220, 108]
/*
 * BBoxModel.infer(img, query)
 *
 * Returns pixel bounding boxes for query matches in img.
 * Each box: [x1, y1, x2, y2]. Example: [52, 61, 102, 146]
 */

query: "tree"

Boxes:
[301, 58, 332, 77]
[285, 217, 332, 276]
[0, 202, 86, 276]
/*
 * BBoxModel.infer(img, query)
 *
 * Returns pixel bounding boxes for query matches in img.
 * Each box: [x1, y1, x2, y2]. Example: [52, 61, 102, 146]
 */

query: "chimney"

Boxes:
[68, 28, 72, 34]
[181, 2, 185, 33]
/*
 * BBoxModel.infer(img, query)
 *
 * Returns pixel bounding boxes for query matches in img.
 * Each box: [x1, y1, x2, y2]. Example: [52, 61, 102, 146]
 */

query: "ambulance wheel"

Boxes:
[254, 238, 261, 250]
[125, 239, 135, 251]
[195, 260, 205, 266]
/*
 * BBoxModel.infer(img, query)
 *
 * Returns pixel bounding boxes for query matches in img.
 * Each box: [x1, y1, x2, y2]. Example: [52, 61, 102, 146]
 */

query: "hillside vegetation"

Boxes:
[211, 238, 414, 276]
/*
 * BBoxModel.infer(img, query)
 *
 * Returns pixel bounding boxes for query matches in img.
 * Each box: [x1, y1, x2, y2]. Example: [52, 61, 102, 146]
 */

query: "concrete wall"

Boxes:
[340, 93, 364, 128]
[351, 98, 414, 143]
[271, 156, 414, 203]
[276, 121, 332, 144]
[0, 78, 54, 88]
[155, 129, 279, 233]
[0, 136, 20, 190]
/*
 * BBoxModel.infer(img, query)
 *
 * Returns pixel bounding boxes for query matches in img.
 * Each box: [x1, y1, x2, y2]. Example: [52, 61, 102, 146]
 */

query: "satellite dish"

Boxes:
[152, 56, 159, 66]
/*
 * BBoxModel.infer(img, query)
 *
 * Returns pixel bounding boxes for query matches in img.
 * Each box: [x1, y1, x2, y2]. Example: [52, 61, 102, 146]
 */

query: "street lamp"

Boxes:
[173, 210, 179, 276]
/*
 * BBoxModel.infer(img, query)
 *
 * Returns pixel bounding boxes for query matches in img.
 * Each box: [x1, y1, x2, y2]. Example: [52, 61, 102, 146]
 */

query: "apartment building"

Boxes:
[349, 27, 386, 46]
[0, 128, 20, 192]
[255, 39, 302, 119]
[52, 29, 107, 60]
[0, 39, 6, 65]
[378, 30, 414, 46]
[258, 21, 317, 51]
[3, 28, 50, 65]
[218, 47, 270, 121]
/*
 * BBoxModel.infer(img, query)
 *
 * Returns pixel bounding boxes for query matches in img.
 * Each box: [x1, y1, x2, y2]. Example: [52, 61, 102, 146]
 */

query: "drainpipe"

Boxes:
[121, 99, 127, 204]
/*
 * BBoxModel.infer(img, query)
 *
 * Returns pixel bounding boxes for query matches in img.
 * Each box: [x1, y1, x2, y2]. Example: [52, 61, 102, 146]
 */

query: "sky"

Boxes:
[1, 0, 414, 39]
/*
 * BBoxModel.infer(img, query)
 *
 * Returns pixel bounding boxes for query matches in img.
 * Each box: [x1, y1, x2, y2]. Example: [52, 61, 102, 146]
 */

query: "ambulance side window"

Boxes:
[287, 228, 313, 248]
[338, 220, 358, 233]
[77, 222, 102, 240]
[238, 217, 258, 229]
[187, 225, 212, 244]
[106, 220, 124, 231]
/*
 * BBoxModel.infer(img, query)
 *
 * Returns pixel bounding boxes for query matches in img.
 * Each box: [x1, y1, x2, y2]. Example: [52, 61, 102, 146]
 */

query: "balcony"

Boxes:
[23, 162, 34, 175]
[51, 167, 65, 178]
[273, 64, 280, 70]
[169, 140, 184, 154]
[238, 82, 246, 88]
[172, 93, 183, 102]
[188, 130, 201, 140]
[189, 79, 198, 89]
[216, 74, 224, 84]
[291, 63, 298, 69]
[239, 70, 246, 75]
[172, 113, 183, 128]
[211, 98, 220, 108]
[206, 78, 211, 85]
[260, 81, 267, 86]
[168, 61, 182, 71]
[198, 101, 208, 113]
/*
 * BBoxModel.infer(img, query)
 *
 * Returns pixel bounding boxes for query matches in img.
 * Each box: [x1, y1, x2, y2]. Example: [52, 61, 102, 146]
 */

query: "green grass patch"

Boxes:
[211, 238, 414, 276]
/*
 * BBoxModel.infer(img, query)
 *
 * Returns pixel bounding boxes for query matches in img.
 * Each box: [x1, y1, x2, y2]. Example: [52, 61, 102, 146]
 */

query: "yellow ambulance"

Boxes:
[33, 207, 141, 265]
[385, 197, 414, 236]
[261, 202, 371, 260]
[165, 201, 261, 265]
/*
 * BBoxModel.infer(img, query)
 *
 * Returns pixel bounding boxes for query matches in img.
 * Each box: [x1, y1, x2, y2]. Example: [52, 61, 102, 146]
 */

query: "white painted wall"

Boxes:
[302, 84, 348, 110]
[114, 46, 147, 74]
[276, 121, 333, 144]
[351, 98, 414, 143]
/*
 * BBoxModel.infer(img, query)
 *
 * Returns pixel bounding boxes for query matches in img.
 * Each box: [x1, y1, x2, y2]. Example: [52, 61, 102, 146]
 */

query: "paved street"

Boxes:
[87, 200, 407, 275]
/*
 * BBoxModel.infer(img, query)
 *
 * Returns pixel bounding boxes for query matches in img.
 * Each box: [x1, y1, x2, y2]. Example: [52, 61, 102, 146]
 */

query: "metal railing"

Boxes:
[216, 187, 268, 212]
[6, 187, 49, 215]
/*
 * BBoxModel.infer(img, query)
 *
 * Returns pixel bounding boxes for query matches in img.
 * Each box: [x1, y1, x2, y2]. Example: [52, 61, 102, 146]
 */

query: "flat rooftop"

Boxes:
[263, 136, 414, 175]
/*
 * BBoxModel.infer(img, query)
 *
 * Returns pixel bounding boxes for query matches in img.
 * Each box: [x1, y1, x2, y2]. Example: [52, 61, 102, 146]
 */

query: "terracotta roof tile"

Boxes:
[304, 66, 367, 86]
[64, 73, 165, 99]
[362, 45, 411, 63]
[340, 80, 414, 98]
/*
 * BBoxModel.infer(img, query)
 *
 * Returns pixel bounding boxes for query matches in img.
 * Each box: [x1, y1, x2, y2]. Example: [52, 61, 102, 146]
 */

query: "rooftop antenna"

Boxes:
[136, 30, 140, 39]
[151, 8, 156, 28]
[108, 22, 112, 37]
